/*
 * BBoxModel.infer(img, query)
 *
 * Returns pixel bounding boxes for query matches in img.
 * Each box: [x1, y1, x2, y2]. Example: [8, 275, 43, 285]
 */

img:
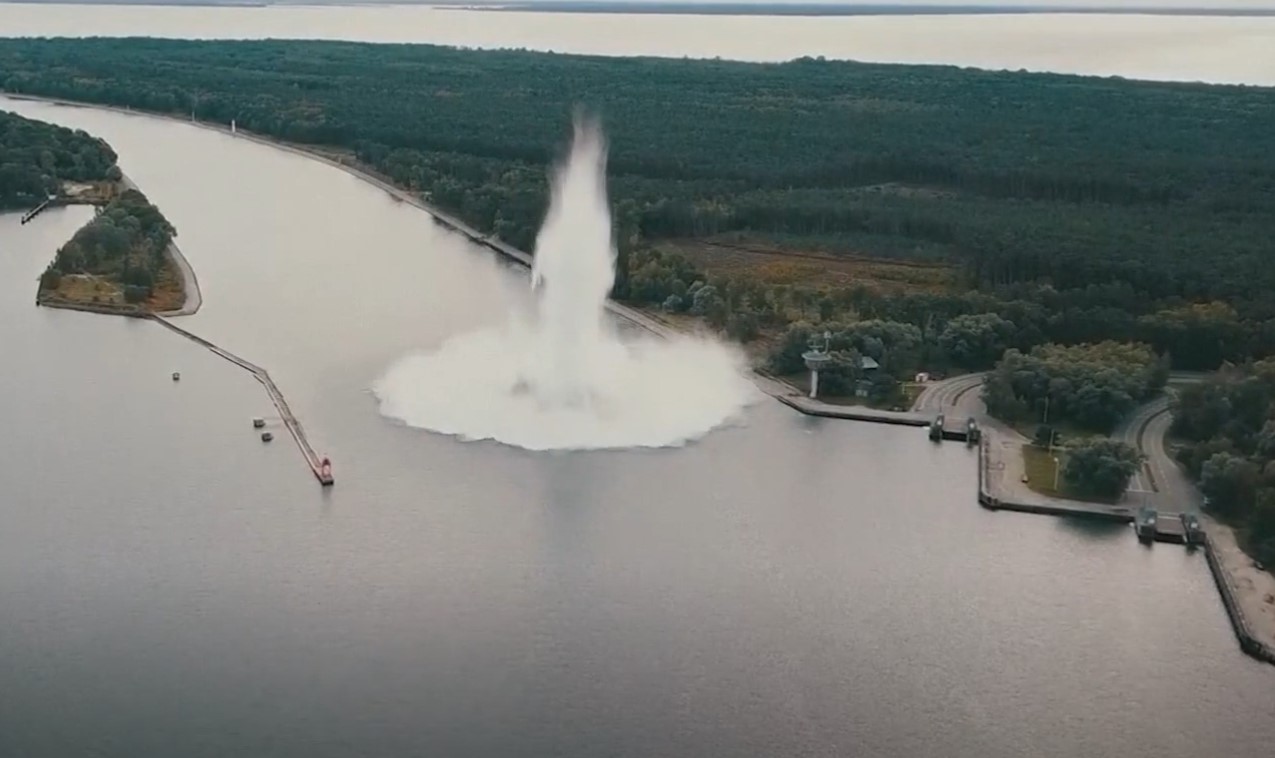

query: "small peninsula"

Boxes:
[2, 109, 187, 314]
[36, 187, 184, 312]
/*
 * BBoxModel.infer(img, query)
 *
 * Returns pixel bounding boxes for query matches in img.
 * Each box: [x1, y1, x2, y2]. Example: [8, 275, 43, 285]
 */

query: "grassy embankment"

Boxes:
[1020, 443, 1126, 504]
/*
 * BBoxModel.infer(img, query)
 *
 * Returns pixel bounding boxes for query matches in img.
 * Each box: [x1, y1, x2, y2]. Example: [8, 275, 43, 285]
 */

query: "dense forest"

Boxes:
[1172, 360, 1275, 567]
[39, 189, 177, 307]
[0, 108, 118, 209]
[982, 342, 1168, 432]
[2, 38, 1273, 371]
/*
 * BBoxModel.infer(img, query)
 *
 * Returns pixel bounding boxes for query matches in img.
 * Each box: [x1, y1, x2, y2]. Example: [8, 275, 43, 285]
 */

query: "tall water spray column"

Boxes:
[524, 115, 617, 407]
[371, 113, 755, 451]
[802, 331, 832, 399]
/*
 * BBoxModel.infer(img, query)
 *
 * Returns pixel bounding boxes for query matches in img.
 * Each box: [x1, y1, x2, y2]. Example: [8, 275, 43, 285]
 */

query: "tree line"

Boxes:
[1, 38, 1273, 373]
[982, 342, 1169, 433]
[1172, 360, 1275, 568]
[0, 109, 118, 209]
[40, 189, 176, 304]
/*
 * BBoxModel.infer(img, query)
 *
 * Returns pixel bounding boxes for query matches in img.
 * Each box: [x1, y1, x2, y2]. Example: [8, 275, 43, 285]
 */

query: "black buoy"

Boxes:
[252, 417, 265, 429]
[172, 372, 181, 381]
[261, 431, 274, 442]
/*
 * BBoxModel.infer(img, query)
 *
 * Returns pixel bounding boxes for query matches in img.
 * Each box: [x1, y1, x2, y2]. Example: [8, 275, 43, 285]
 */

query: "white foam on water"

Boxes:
[373, 116, 756, 451]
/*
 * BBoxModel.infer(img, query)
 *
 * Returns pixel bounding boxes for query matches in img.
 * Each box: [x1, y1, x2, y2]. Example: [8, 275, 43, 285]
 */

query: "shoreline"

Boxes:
[31, 170, 203, 318]
[34, 238, 200, 317]
[155, 240, 202, 316]
[8, 94, 809, 402]
[8, 91, 1274, 664]
[439, 3, 1275, 18]
[976, 438, 1275, 665]
[118, 171, 203, 317]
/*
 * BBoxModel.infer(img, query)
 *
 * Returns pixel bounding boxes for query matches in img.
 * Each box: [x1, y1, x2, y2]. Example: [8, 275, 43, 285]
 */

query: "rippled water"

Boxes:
[1, 3, 1274, 83]
[1, 98, 1272, 757]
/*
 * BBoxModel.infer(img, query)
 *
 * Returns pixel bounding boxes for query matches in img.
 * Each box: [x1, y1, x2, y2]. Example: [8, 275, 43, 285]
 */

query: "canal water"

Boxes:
[1, 98, 1272, 757]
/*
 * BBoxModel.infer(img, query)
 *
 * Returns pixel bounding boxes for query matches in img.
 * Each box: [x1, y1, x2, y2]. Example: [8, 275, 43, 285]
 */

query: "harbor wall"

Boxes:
[1203, 533, 1275, 665]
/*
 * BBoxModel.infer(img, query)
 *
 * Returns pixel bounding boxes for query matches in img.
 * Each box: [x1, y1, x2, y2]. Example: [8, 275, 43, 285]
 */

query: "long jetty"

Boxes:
[20, 197, 52, 224]
[37, 297, 331, 486]
[775, 394, 929, 426]
[149, 316, 333, 486]
[1204, 533, 1275, 665]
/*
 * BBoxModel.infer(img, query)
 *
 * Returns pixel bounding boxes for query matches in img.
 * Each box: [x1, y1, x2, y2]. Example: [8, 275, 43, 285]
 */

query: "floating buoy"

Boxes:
[261, 431, 274, 442]
[252, 417, 265, 429]
[172, 372, 181, 381]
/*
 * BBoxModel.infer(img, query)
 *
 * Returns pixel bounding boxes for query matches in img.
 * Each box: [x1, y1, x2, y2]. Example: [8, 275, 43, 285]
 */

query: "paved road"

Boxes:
[1113, 376, 1206, 513]
[911, 372, 986, 415]
[1115, 394, 1202, 513]
[914, 370, 1207, 513]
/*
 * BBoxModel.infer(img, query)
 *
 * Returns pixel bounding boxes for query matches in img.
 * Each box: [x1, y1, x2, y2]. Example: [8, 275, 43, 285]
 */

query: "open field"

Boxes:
[660, 237, 956, 293]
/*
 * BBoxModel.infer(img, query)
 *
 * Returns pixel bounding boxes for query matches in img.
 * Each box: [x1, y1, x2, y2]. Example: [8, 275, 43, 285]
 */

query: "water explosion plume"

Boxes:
[373, 115, 756, 451]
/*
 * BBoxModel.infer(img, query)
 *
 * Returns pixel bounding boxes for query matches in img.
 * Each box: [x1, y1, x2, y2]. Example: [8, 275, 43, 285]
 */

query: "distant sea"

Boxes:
[1, 2, 1272, 84]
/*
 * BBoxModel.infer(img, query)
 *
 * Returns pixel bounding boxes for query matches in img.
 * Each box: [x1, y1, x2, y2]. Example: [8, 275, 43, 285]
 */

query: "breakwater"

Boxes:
[977, 437, 1274, 666]
[20, 197, 52, 224]
[775, 394, 929, 426]
[1204, 533, 1275, 665]
[37, 288, 327, 485]
[150, 316, 334, 486]
[35, 295, 148, 317]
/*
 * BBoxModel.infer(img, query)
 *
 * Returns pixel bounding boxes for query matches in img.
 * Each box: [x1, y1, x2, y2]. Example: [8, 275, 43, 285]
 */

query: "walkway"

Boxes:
[777, 394, 929, 425]
[150, 316, 332, 485]
[982, 436, 1134, 519]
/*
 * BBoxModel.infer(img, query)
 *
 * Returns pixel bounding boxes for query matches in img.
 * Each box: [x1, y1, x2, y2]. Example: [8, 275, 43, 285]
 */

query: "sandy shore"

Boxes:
[153, 240, 202, 317]
[117, 170, 202, 317]
[1204, 516, 1275, 652]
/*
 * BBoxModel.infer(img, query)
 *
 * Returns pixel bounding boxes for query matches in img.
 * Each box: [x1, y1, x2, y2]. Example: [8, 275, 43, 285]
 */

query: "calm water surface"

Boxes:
[1, 98, 1273, 757]
[1, 3, 1274, 83]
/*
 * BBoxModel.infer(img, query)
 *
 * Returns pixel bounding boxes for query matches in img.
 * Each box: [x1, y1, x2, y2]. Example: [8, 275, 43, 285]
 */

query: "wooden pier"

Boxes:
[149, 316, 333, 486]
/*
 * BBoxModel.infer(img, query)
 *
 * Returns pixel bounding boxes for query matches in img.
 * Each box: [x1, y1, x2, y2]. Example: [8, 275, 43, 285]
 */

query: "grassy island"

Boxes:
[3, 108, 182, 312]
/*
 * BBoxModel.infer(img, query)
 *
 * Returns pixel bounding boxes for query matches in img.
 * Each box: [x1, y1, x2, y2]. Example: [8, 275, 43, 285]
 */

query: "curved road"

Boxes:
[1114, 391, 1200, 513]
[915, 371, 1204, 511]
[912, 371, 986, 415]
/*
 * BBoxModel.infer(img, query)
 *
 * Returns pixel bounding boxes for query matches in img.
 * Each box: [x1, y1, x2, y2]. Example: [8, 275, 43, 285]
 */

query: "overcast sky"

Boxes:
[17, 0, 1275, 8]
[566, 0, 1275, 6]
[480, 0, 1275, 7]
